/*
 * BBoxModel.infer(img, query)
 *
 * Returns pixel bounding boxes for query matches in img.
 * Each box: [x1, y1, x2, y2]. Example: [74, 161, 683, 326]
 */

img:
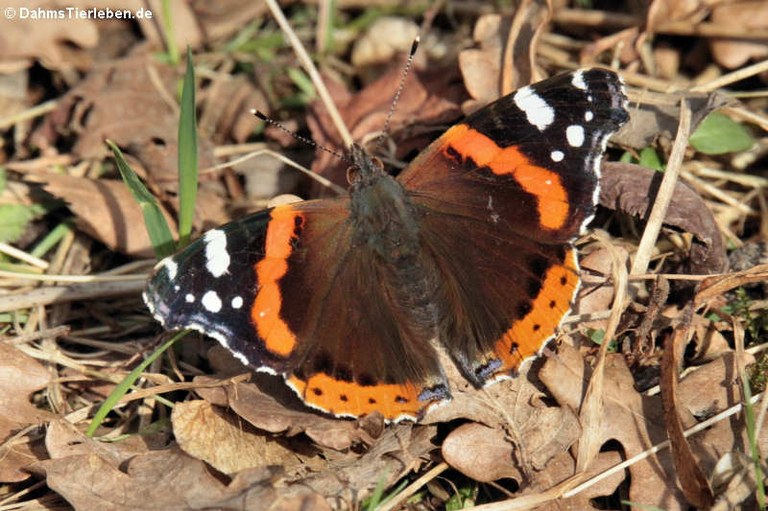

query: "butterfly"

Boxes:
[144, 68, 629, 422]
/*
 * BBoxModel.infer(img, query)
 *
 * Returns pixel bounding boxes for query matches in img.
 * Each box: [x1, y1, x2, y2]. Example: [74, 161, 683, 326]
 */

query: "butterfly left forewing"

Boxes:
[145, 200, 450, 421]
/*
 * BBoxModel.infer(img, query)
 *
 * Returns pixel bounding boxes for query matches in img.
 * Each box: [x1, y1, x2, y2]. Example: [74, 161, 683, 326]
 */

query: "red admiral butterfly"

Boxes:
[144, 68, 628, 422]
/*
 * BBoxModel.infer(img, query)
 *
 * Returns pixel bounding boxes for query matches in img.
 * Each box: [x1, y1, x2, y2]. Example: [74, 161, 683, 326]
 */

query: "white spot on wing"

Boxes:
[204, 229, 230, 278]
[566, 125, 585, 147]
[585, 110, 594, 122]
[571, 70, 587, 90]
[231, 296, 243, 309]
[159, 258, 178, 280]
[201, 290, 222, 313]
[550, 150, 564, 162]
[185, 293, 195, 303]
[513, 87, 554, 131]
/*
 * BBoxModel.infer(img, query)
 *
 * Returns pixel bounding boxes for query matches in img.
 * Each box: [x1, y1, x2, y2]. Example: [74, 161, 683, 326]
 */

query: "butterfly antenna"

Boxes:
[374, 36, 420, 153]
[251, 109, 350, 164]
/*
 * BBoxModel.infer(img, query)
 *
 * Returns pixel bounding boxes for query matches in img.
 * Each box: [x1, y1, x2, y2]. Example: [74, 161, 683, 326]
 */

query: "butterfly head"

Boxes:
[346, 143, 387, 188]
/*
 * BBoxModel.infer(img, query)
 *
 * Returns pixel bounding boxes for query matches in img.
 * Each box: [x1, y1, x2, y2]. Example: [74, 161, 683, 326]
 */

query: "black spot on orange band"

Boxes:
[491, 248, 579, 373]
[286, 373, 427, 420]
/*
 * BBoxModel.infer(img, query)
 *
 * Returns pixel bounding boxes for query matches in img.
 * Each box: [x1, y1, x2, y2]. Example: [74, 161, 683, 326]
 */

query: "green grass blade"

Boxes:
[30, 219, 74, 258]
[107, 140, 176, 259]
[177, 46, 198, 249]
[160, 0, 179, 65]
[742, 376, 766, 508]
[86, 330, 187, 437]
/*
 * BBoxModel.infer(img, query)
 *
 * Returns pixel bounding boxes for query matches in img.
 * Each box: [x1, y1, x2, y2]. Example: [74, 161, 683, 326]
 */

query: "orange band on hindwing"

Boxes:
[493, 248, 579, 370]
[442, 124, 570, 231]
[286, 373, 425, 419]
[251, 206, 304, 357]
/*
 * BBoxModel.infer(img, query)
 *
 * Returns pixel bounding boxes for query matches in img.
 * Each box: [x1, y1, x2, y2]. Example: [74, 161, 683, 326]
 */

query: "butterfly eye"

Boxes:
[346, 164, 361, 185]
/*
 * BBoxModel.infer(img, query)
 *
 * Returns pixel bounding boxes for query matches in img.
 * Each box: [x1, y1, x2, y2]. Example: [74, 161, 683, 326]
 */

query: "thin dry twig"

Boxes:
[377, 462, 450, 511]
[575, 230, 629, 472]
[263, 0, 354, 148]
[631, 99, 692, 276]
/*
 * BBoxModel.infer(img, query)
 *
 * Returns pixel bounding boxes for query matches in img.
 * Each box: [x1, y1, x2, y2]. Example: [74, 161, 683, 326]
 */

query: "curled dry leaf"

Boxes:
[661, 317, 715, 509]
[172, 400, 304, 476]
[0, 343, 54, 483]
[541, 343, 687, 509]
[599, 162, 727, 275]
[281, 424, 436, 504]
[35, 443, 324, 511]
[45, 419, 151, 464]
[436, 365, 586, 494]
[613, 89, 732, 150]
[38, 420, 329, 510]
[441, 425, 626, 506]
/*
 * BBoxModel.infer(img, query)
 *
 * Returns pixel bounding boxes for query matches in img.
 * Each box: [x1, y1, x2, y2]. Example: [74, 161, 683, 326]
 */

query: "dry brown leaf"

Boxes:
[351, 16, 420, 70]
[459, 3, 550, 114]
[35, 419, 328, 510]
[0, 343, 53, 482]
[199, 74, 267, 144]
[710, 1, 768, 69]
[215, 379, 374, 452]
[36, 448, 285, 510]
[437, 372, 581, 488]
[31, 52, 215, 189]
[541, 343, 688, 509]
[33, 174, 177, 257]
[0, 0, 98, 72]
[599, 162, 727, 275]
[441, 423, 520, 482]
[190, 0, 268, 42]
[540, 340, 764, 509]
[443, 422, 627, 506]
[172, 400, 302, 475]
[307, 64, 465, 195]
[45, 419, 151, 464]
[528, 450, 626, 509]
[282, 424, 436, 504]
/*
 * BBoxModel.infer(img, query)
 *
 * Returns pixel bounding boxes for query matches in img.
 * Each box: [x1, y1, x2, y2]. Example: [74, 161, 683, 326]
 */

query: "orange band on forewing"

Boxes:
[494, 249, 579, 369]
[251, 206, 303, 357]
[444, 125, 569, 231]
[287, 373, 426, 420]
